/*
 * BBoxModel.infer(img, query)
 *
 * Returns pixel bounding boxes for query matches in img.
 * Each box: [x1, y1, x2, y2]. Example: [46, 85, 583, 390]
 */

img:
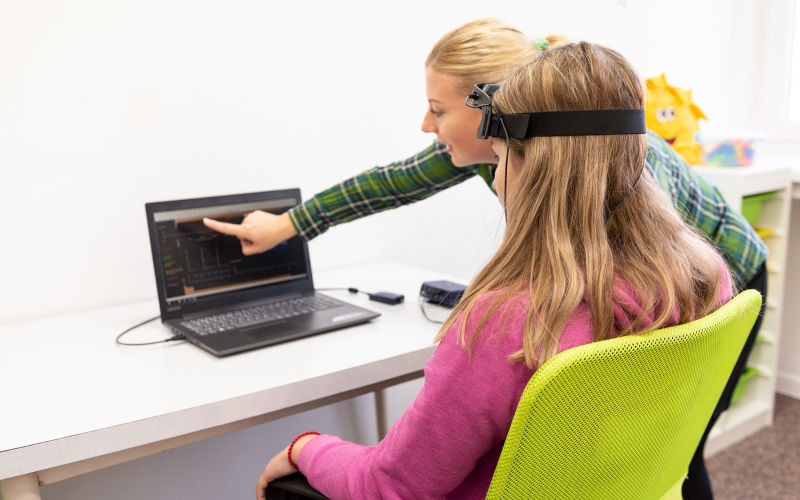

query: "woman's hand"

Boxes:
[256, 434, 318, 500]
[204, 210, 298, 255]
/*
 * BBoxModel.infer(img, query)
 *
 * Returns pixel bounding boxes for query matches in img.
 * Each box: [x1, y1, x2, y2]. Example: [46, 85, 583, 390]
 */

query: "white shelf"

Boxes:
[694, 164, 792, 457]
[706, 401, 772, 457]
[748, 363, 774, 378]
[758, 330, 777, 344]
[693, 164, 794, 209]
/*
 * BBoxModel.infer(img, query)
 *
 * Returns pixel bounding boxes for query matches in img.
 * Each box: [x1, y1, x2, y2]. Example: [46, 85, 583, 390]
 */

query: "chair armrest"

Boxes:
[265, 473, 328, 500]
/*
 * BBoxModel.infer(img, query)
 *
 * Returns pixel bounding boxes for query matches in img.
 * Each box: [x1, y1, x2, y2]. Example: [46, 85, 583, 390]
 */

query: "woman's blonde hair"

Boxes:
[426, 19, 567, 94]
[436, 42, 727, 369]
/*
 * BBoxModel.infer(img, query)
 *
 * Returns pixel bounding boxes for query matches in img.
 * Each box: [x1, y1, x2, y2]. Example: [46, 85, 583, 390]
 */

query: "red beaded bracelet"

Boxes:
[287, 431, 320, 470]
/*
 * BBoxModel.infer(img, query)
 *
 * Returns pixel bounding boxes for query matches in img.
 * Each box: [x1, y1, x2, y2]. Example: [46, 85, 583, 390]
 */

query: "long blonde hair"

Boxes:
[426, 19, 567, 95]
[436, 42, 726, 369]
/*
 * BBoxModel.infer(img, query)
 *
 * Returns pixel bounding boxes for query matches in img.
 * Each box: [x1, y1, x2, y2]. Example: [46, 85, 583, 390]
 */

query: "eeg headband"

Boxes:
[465, 83, 646, 139]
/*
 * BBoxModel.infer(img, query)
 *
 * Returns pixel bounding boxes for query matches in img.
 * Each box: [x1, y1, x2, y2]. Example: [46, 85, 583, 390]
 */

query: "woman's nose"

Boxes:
[421, 111, 435, 133]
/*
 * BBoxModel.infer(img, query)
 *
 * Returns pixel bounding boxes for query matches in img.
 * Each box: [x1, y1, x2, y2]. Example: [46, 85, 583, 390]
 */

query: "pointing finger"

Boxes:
[203, 217, 242, 236]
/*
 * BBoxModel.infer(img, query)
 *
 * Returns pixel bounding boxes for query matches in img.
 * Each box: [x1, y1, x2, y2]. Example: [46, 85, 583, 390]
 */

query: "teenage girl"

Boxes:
[254, 41, 734, 500]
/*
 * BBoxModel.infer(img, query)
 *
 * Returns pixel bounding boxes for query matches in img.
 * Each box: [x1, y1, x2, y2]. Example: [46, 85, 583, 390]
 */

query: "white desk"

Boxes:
[0, 262, 453, 500]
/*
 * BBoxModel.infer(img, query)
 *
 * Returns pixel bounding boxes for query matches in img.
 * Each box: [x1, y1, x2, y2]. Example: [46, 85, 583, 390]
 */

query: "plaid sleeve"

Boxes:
[644, 130, 768, 282]
[288, 142, 495, 240]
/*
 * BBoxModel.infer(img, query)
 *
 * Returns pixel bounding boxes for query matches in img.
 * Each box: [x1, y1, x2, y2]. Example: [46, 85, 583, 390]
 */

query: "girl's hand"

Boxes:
[256, 434, 318, 500]
[256, 444, 294, 500]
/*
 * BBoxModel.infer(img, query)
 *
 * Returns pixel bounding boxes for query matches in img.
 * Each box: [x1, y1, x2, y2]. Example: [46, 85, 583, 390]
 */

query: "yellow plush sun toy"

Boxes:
[645, 74, 707, 164]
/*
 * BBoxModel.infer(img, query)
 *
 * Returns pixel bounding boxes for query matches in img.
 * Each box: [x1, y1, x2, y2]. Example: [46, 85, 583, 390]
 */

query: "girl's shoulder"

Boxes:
[466, 290, 530, 327]
[442, 290, 530, 350]
[461, 289, 593, 354]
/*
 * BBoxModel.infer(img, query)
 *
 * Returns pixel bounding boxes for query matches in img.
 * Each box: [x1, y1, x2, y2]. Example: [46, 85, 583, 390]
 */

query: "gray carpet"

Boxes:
[707, 394, 800, 500]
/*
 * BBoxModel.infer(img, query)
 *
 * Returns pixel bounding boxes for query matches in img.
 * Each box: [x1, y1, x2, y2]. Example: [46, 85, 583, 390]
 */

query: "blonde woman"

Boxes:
[255, 42, 734, 500]
[203, 19, 763, 289]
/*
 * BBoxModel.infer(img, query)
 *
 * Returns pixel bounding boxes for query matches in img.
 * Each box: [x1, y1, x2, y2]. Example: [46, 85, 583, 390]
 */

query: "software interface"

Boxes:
[152, 199, 308, 304]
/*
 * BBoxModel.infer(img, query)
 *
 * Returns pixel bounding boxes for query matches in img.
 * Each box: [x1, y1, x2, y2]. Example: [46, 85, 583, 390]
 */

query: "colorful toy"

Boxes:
[702, 137, 757, 166]
[645, 74, 707, 164]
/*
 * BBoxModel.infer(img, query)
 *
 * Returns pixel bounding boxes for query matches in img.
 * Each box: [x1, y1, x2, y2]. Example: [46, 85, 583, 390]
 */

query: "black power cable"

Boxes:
[115, 315, 185, 346]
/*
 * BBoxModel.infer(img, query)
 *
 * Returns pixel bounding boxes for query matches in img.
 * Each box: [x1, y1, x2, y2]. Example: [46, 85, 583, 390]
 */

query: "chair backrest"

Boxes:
[485, 289, 762, 500]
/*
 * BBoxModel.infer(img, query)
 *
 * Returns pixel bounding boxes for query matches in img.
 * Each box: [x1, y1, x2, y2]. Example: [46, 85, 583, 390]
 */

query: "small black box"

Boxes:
[420, 280, 466, 308]
[369, 292, 405, 305]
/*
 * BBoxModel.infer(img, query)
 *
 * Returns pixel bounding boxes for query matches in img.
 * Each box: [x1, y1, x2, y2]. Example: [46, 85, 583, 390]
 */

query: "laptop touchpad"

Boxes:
[241, 321, 294, 340]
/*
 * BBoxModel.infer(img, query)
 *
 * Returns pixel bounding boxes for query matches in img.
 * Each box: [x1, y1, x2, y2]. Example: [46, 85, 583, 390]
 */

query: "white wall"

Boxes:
[0, 1, 794, 499]
[778, 198, 800, 399]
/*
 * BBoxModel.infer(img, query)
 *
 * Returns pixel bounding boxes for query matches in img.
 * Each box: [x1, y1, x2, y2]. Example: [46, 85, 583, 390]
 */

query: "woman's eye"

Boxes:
[430, 108, 442, 117]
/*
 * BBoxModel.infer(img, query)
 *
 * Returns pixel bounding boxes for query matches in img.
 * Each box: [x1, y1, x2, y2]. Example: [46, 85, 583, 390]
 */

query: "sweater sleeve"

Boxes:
[287, 142, 495, 241]
[297, 302, 533, 499]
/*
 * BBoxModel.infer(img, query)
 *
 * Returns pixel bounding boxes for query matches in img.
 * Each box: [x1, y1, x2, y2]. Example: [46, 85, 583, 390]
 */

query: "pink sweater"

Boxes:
[298, 270, 733, 499]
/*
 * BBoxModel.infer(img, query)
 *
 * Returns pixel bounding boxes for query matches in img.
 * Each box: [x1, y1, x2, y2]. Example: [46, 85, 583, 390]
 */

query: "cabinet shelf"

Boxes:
[757, 229, 784, 238]
[747, 363, 774, 377]
[706, 400, 771, 457]
[758, 330, 777, 344]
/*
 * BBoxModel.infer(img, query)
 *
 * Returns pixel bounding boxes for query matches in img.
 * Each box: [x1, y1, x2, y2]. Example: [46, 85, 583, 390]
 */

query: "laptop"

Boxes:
[145, 188, 380, 356]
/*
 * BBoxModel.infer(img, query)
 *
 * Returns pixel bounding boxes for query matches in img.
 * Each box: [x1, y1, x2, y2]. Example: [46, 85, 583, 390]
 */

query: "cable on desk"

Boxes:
[316, 286, 370, 296]
[115, 315, 185, 346]
[418, 297, 446, 324]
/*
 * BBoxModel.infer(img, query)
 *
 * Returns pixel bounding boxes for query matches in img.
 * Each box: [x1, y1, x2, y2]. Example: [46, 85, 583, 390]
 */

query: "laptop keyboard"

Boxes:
[180, 295, 341, 336]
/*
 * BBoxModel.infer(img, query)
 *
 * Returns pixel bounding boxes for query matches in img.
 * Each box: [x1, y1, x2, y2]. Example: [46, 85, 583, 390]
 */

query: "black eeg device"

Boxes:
[465, 82, 647, 140]
[420, 280, 467, 308]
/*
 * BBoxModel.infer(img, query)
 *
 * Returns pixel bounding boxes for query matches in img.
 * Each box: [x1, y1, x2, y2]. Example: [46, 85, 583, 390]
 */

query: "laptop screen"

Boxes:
[146, 190, 313, 320]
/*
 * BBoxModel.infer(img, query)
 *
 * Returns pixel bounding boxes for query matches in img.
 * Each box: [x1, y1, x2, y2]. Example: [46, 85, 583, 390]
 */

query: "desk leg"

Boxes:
[0, 473, 42, 500]
[375, 388, 388, 440]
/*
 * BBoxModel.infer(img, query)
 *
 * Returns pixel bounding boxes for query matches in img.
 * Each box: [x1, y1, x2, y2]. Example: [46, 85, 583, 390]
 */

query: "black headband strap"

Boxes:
[490, 109, 646, 139]
[466, 83, 646, 140]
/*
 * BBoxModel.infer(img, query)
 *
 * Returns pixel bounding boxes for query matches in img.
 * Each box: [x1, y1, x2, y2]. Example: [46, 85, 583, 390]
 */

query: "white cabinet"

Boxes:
[692, 164, 793, 456]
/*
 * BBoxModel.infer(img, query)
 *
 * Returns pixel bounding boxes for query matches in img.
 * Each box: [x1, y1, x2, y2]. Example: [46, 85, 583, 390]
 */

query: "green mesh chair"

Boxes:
[266, 290, 762, 500]
[486, 289, 761, 500]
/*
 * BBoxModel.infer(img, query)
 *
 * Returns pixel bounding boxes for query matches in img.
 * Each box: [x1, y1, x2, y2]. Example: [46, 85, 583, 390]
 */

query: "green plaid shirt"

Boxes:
[289, 130, 767, 282]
